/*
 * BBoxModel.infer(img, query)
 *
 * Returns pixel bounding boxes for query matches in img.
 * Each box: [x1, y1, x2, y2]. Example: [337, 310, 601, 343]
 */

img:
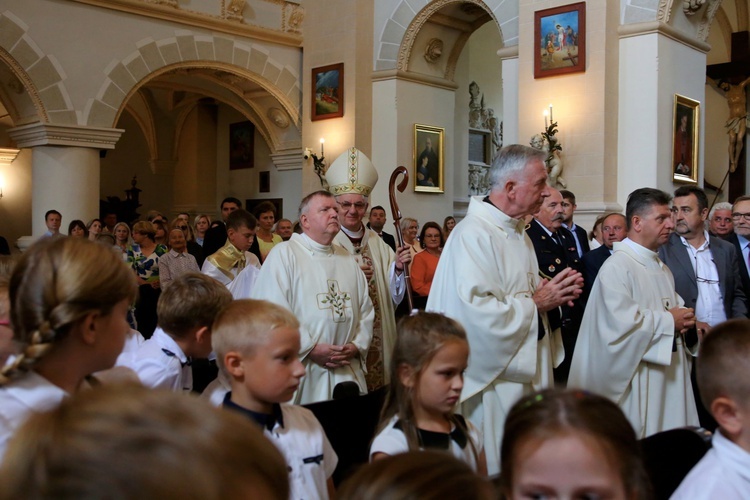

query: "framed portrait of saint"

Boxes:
[414, 124, 444, 193]
[672, 94, 699, 184]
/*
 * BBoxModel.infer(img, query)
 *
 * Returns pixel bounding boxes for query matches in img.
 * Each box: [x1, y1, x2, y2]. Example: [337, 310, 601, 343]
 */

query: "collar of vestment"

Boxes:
[222, 392, 284, 431]
[616, 238, 665, 269]
[338, 224, 371, 251]
[294, 232, 334, 256]
[206, 240, 246, 281]
[474, 196, 526, 238]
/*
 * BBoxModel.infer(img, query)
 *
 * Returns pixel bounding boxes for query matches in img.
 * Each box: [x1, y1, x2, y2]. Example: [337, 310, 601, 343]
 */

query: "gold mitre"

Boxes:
[326, 147, 378, 197]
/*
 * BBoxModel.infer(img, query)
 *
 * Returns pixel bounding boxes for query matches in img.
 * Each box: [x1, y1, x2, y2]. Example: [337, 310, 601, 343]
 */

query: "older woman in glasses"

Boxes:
[410, 221, 444, 307]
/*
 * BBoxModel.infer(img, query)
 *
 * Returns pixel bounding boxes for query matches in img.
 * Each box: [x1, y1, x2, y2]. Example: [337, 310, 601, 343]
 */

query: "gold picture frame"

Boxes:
[414, 124, 444, 193]
[672, 94, 699, 184]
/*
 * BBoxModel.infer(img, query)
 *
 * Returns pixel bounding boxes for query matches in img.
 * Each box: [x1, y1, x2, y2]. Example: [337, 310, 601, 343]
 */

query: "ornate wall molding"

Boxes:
[69, 0, 303, 47]
[0, 148, 20, 165]
[618, 20, 711, 53]
[8, 123, 124, 149]
[371, 69, 459, 91]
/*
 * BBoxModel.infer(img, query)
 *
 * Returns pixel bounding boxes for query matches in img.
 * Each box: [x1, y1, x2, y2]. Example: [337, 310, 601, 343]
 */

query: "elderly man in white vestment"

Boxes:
[326, 147, 411, 391]
[427, 144, 584, 475]
[249, 190, 374, 404]
[568, 187, 699, 438]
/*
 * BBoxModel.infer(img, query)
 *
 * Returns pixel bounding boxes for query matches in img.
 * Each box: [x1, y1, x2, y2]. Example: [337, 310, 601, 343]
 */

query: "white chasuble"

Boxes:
[568, 239, 698, 438]
[427, 196, 562, 475]
[250, 233, 374, 404]
[334, 229, 403, 390]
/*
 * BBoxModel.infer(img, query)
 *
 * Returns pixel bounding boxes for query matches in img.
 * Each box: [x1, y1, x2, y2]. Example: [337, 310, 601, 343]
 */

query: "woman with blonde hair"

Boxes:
[113, 221, 132, 259]
[194, 214, 211, 247]
[0, 237, 136, 460]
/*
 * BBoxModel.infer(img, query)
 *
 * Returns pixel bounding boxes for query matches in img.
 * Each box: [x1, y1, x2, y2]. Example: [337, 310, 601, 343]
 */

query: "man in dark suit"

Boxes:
[582, 212, 627, 296]
[659, 186, 747, 430]
[526, 188, 584, 384]
[727, 195, 750, 312]
[366, 205, 397, 252]
[560, 190, 590, 258]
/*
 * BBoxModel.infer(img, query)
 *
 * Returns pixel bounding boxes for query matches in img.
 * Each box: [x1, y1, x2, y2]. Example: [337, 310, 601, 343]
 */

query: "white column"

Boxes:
[8, 123, 123, 242]
[499, 48, 519, 146]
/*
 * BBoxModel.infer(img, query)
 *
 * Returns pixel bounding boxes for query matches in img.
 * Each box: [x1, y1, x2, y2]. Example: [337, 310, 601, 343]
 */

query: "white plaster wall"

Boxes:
[371, 79, 456, 225]
[217, 106, 301, 220]
[618, 33, 706, 206]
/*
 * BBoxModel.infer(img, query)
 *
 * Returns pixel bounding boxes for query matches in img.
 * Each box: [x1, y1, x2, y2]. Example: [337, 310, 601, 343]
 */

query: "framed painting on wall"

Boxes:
[672, 94, 700, 184]
[311, 63, 344, 121]
[534, 2, 586, 79]
[229, 121, 255, 170]
[414, 124, 444, 193]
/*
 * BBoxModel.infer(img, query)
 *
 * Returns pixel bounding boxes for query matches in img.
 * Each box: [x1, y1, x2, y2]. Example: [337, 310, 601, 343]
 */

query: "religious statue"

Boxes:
[530, 133, 566, 188]
[717, 77, 750, 173]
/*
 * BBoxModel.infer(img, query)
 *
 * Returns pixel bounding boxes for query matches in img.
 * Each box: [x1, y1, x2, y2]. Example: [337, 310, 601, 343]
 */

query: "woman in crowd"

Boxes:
[113, 222, 132, 259]
[67, 220, 87, 238]
[588, 214, 606, 250]
[194, 214, 210, 247]
[410, 222, 444, 307]
[128, 221, 166, 338]
[442, 216, 456, 240]
[87, 218, 102, 241]
[254, 201, 282, 263]
[152, 220, 168, 250]
[400, 218, 422, 263]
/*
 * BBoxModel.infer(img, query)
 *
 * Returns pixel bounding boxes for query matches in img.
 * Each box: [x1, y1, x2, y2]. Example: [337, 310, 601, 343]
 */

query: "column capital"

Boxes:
[0, 148, 20, 166]
[8, 123, 124, 149]
[271, 150, 304, 171]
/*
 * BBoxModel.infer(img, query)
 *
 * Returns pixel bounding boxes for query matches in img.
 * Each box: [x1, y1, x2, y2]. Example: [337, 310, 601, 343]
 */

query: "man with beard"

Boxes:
[526, 188, 584, 384]
[569, 188, 699, 438]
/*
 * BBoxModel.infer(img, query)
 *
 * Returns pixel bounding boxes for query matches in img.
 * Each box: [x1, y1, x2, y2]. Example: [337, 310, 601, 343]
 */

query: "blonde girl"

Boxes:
[370, 312, 486, 474]
[499, 389, 652, 500]
[0, 237, 136, 460]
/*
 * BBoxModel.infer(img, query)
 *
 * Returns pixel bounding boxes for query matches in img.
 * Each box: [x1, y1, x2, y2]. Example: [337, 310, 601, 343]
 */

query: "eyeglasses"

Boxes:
[732, 212, 750, 221]
[339, 202, 367, 210]
[696, 276, 719, 285]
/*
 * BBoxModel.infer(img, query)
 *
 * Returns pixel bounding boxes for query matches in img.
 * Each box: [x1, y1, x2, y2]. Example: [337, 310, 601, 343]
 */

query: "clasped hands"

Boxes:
[533, 267, 584, 312]
[309, 343, 358, 369]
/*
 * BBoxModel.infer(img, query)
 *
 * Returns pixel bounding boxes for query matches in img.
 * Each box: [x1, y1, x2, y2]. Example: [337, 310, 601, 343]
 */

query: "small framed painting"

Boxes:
[414, 124, 444, 193]
[229, 121, 255, 170]
[672, 94, 700, 184]
[311, 63, 344, 121]
[534, 2, 586, 79]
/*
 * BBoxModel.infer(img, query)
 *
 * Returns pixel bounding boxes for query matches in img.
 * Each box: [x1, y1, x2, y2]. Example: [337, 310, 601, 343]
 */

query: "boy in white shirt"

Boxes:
[121, 272, 231, 391]
[671, 319, 750, 499]
[212, 299, 337, 500]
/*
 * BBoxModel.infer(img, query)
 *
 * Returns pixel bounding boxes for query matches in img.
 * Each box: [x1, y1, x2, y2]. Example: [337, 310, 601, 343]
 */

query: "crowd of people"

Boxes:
[0, 144, 749, 498]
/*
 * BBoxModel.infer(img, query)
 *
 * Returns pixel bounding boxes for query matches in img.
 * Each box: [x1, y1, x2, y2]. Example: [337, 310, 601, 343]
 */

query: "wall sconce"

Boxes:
[0, 172, 4, 199]
[308, 138, 327, 187]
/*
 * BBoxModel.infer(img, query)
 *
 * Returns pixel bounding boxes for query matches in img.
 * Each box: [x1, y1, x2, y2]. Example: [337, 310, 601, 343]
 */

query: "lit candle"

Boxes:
[549, 104, 553, 123]
[543, 109, 549, 129]
[320, 138, 325, 156]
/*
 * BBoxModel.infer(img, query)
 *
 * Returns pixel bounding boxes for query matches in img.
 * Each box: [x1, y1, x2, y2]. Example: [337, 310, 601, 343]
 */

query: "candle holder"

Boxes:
[310, 152, 328, 188]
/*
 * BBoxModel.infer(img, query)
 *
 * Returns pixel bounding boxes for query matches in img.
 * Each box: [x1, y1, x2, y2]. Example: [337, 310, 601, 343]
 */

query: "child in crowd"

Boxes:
[370, 312, 486, 474]
[0, 237, 136, 461]
[120, 272, 231, 392]
[338, 450, 494, 500]
[499, 389, 651, 500]
[212, 299, 337, 500]
[0, 384, 289, 500]
[671, 318, 750, 498]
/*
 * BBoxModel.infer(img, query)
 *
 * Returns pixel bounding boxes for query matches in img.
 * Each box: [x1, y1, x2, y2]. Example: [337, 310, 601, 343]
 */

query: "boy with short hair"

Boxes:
[202, 209, 261, 288]
[120, 272, 232, 391]
[671, 318, 750, 499]
[213, 299, 337, 500]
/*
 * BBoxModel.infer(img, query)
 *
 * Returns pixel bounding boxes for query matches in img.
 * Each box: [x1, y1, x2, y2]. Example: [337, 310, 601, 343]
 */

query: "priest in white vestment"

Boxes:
[250, 190, 375, 404]
[201, 209, 261, 287]
[568, 187, 699, 438]
[326, 147, 411, 391]
[427, 145, 584, 475]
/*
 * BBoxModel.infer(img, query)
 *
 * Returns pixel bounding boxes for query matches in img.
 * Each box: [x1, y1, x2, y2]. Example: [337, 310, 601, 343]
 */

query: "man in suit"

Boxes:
[659, 186, 747, 429]
[581, 212, 627, 296]
[560, 190, 590, 258]
[366, 205, 397, 252]
[526, 188, 584, 384]
[727, 195, 750, 312]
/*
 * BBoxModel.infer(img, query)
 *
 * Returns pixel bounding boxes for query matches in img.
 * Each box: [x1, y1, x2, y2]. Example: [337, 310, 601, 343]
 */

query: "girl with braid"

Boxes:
[0, 237, 136, 462]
